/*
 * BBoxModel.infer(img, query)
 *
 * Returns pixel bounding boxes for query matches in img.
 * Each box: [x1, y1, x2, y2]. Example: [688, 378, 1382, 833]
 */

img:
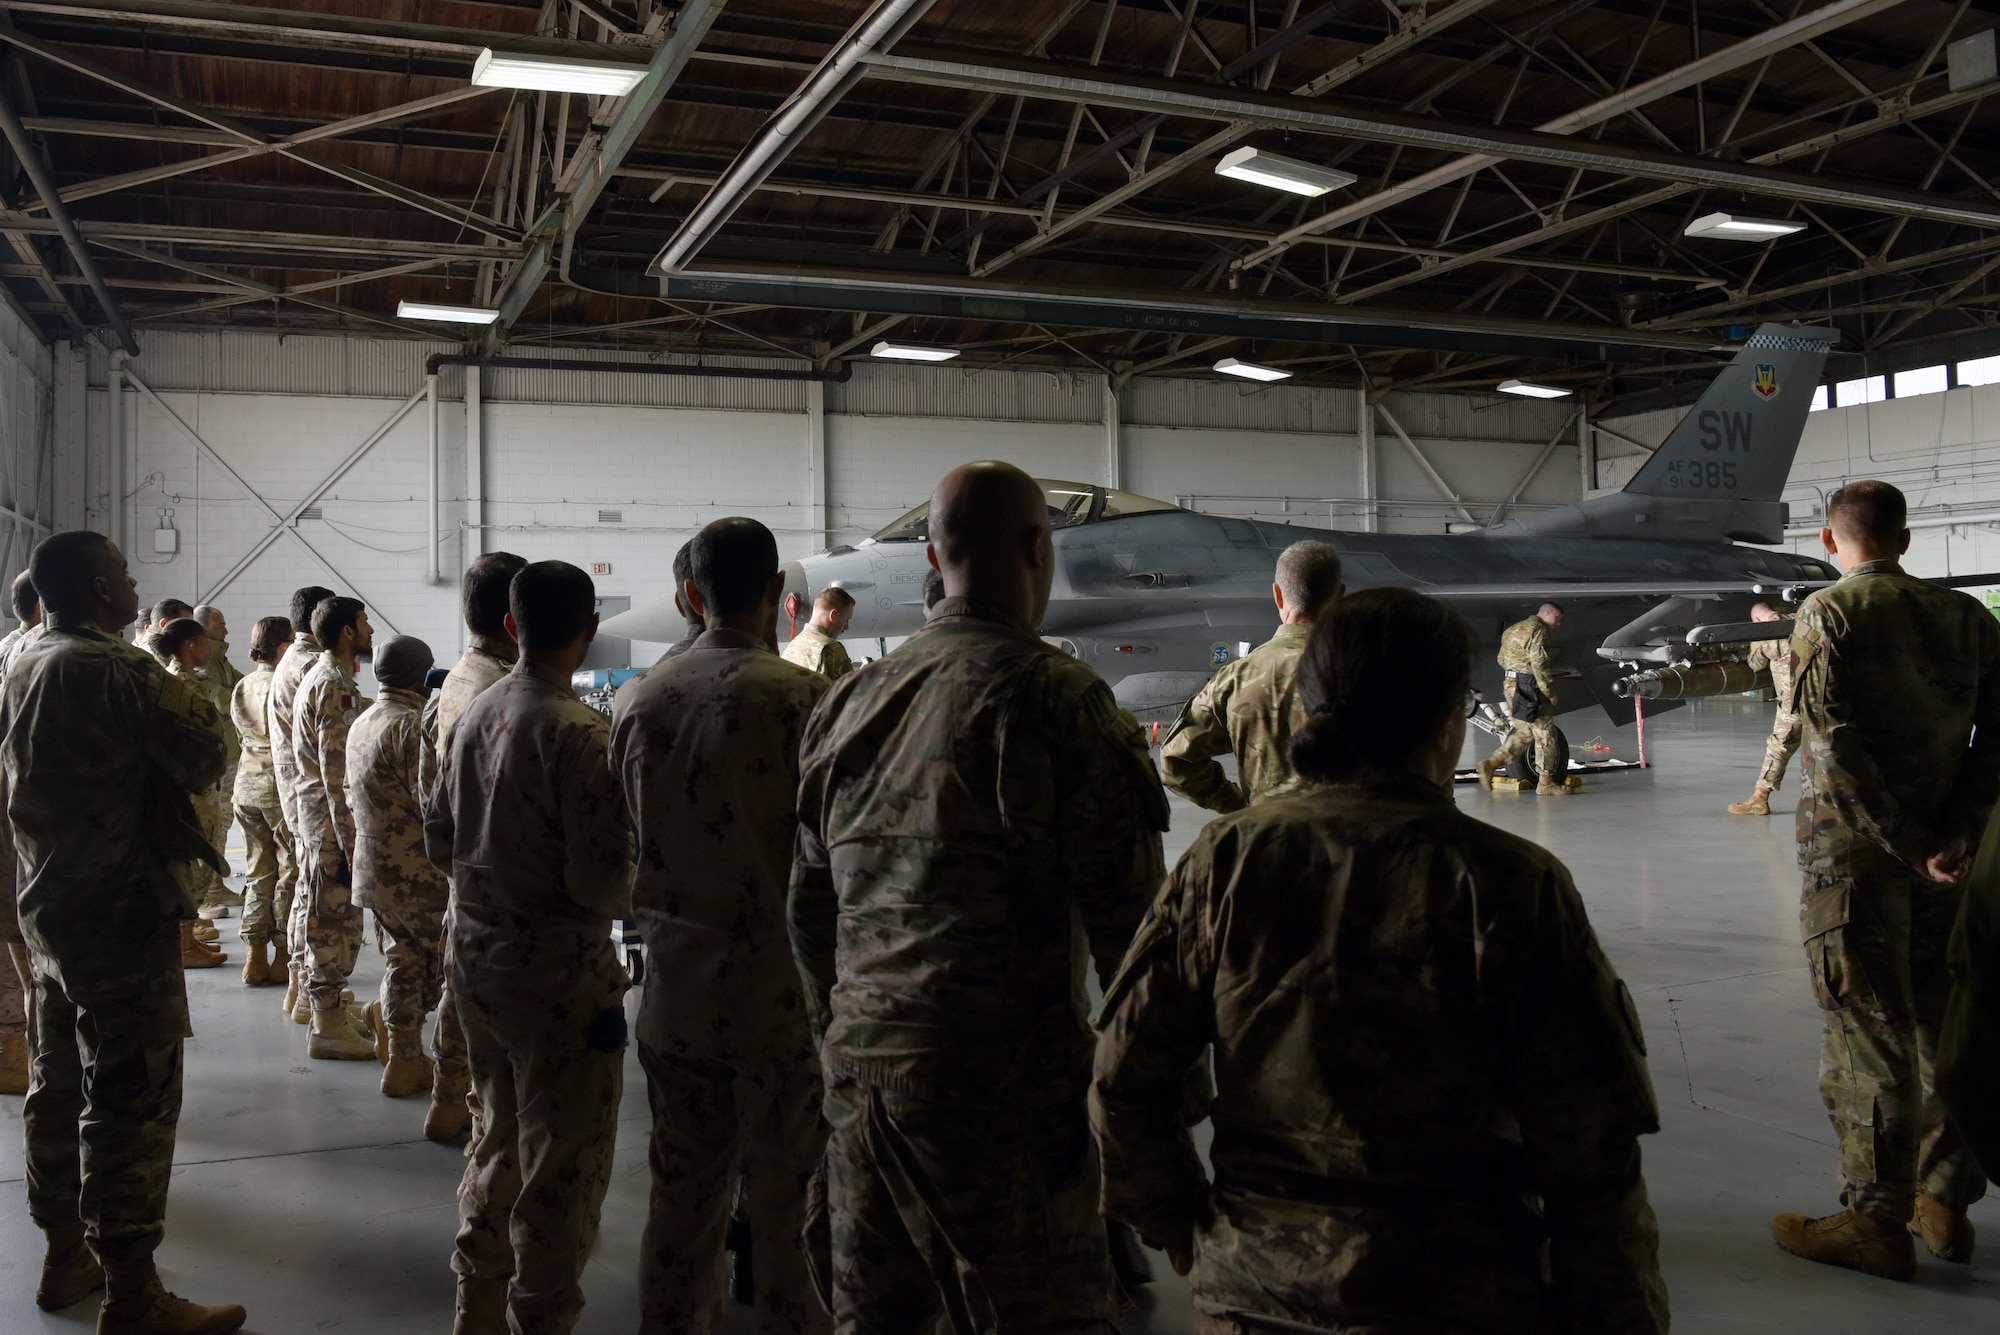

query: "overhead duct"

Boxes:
[425, 351, 851, 383]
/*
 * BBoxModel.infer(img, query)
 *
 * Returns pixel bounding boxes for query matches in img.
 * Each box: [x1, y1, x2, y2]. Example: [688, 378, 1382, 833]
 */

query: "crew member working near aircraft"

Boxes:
[1478, 602, 1570, 797]
[1728, 602, 1801, 817]
[781, 587, 855, 682]
[1160, 540, 1345, 813]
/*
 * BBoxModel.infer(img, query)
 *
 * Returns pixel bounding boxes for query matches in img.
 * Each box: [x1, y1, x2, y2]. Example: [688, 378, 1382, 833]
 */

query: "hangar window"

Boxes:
[1809, 385, 1829, 412]
[1835, 375, 1885, 407]
[1961, 354, 2000, 387]
[1894, 365, 1948, 398]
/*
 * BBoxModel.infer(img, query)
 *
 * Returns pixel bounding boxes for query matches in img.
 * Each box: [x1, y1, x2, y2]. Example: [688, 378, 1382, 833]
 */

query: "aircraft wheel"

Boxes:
[1508, 725, 1570, 786]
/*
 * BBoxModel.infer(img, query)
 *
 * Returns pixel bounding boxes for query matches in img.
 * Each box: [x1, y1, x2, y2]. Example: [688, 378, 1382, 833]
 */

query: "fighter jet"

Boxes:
[603, 321, 1841, 769]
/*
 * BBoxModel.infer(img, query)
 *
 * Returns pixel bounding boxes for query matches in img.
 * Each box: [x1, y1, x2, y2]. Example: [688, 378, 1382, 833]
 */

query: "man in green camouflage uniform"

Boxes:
[1771, 480, 2000, 1280]
[347, 636, 449, 1101]
[613, 518, 831, 1335]
[292, 597, 375, 1061]
[781, 586, 856, 682]
[194, 605, 245, 915]
[230, 617, 295, 988]
[3, 531, 244, 1333]
[1160, 540, 1344, 813]
[163, 629, 239, 941]
[791, 463, 1168, 1334]
[1477, 602, 1569, 797]
[1727, 602, 1802, 816]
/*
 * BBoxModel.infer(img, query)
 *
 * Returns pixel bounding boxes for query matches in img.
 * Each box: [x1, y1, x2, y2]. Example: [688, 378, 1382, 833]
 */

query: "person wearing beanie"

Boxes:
[344, 636, 452, 1101]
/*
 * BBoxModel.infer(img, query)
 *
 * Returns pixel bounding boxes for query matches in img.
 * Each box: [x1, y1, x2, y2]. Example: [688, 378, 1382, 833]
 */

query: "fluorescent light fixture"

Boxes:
[397, 299, 500, 325]
[1214, 357, 1292, 382]
[471, 48, 649, 97]
[870, 341, 958, 362]
[1214, 147, 1358, 198]
[1684, 211, 1806, 241]
[1496, 379, 1572, 399]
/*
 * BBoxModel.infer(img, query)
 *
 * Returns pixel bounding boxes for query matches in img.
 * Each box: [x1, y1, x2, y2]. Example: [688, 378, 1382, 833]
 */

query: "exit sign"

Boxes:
[591, 563, 612, 576]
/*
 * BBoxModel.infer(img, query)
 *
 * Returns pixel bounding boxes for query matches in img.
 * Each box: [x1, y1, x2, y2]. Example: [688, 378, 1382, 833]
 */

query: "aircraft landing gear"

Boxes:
[1507, 725, 1571, 786]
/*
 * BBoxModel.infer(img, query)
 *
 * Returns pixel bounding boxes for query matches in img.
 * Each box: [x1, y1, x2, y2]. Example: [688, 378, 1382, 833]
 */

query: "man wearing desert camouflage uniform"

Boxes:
[346, 636, 450, 1103]
[1160, 540, 1344, 814]
[1771, 480, 2000, 1281]
[268, 585, 335, 1018]
[1477, 602, 1570, 797]
[231, 617, 296, 989]
[291, 596, 375, 1062]
[791, 462, 1168, 1334]
[1726, 602, 1802, 816]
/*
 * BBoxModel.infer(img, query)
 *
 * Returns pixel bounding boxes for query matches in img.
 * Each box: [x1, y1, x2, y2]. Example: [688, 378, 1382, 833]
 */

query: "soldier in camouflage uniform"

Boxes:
[1726, 602, 1802, 815]
[347, 636, 449, 1101]
[612, 519, 831, 1335]
[1161, 540, 1344, 813]
[231, 617, 295, 987]
[268, 585, 335, 1018]
[3, 531, 245, 1333]
[157, 619, 238, 961]
[0, 570, 42, 1095]
[424, 561, 633, 1335]
[292, 596, 375, 1061]
[194, 605, 245, 913]
[781, 586, 855, 681]
[1477, 602, 1569, 797]
[420, 550, 526, 1145]
[791, 463, 1168, 1334]
[1094, 587, 1666, 1335]
[1771, 481, 2000, 1280]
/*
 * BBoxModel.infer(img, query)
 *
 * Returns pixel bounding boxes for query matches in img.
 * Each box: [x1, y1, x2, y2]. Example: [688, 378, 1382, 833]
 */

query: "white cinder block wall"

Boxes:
[63, 330, 1590, 676]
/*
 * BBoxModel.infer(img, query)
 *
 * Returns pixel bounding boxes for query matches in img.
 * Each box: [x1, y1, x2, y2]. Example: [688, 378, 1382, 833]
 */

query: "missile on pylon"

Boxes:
[1614, 661, 1772, 700]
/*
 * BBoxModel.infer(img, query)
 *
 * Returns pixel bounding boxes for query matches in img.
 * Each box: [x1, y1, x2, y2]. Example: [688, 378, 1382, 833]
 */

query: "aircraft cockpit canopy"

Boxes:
[867, 479, 1182, 544]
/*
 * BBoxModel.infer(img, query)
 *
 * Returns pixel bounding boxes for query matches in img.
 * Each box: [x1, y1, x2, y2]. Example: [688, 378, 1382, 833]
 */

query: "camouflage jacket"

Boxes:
[1091, 774, 1666, 1334]
[267, 631, 321, 841]
[293, 650, 367, 879]
[2, 617, 228, 973]
[781, 623, 854, 682]
[347, 686, 446, 915]
[425, 661, 633, 965]
[791, 596, 1169, 1094]
[208, 642, 244, 696]
[231, 663, 279, 809]
[611, 628, 829, 1060]
[1790, 558, 2000, 892]
[1160, 621, 1311, 814]
[1497, 616, 1555, 694]
[169, 657, 238, 771]
[1747, 636, 1797, 702]
[436, 633, 518, 757]
[0, 624, 35, 677]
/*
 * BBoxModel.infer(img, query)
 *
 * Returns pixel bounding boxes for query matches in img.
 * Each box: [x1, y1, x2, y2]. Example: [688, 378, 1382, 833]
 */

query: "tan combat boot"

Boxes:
[189, 920, 219, 945]
[1475, 758, 1500, 791]
[426, 1070, 472, 1142]
[0, 1030, 27, 1096]
[291, 975, 312, 1025]
[239, 940, 270, 988]
[1910, 1191, 1976, 1263]
[307, 1007, 376, 1061]
[97, 1263, 245, 1334]
[36, 1229, 102, 1311]
[1728, 784, 1773, 816]
[363, 1000, 391, 1065]
[381, 1024, 434, 1098]
[280, 958, 299, 1016]
[1535, 776, 1571, 797]
[1772, 1208, 1915, 1280]
[180, 923, 224, 969]
[453, 1276, 506, 1335]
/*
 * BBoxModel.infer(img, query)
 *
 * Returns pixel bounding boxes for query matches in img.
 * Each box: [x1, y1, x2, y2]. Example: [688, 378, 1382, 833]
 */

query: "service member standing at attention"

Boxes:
[292, 596, 375, 1061]
[3, 531, 243, 1333]
[1772, 480, 2000, 1279]
[0, 569, 43, 1095]
[424, 561, 633, 1335]
[1160, 540, 1344, 813]
[154, 619, 235, 969]
[612, 518, 832, 1335]
[1093, 587, 1668, 1335]
[791, 461, 1169, 1334]
[1726, 602, 1802, 816]
[194, 605, 242, 694]
[1477, 601, 1570, 797]
[346, 635, 449, 1101]
[653, 540, 704, 665]
[268, 585, 335, 1018]
[781, 586, 856, 681]
[231, 617, 295, 990]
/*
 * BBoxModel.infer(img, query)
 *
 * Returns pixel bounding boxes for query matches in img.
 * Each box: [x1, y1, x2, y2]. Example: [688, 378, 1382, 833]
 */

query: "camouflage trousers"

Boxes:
[23, 926, 190, 1265]
[303, 871, 362, 1013]
[634, 1000, 827, 1335]
[235, 801, 295, 948]
[453, 941, 625, 1335]
[1756, 708, 1802, 792]
[0, 941, 23, 1033]
[1491, 680, 1560, 778]
[1802, 867, 1988, 1221]
[372, 898, 454, 1073]
[190, 783, 234, 912]
[822, 1074, 1119, 1335]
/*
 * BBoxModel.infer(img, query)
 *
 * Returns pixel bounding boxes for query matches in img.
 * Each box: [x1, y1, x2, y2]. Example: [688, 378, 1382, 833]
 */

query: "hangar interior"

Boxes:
[0, 0, 1999, 1331]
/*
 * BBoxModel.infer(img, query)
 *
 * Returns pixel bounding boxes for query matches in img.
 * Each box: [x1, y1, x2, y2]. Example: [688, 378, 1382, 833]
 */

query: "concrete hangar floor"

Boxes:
[1, 700, 1995, 1334]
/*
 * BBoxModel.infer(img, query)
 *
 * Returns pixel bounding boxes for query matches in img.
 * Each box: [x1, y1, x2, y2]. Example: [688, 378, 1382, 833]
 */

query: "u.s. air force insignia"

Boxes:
[1751, 362, 1779, 400]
